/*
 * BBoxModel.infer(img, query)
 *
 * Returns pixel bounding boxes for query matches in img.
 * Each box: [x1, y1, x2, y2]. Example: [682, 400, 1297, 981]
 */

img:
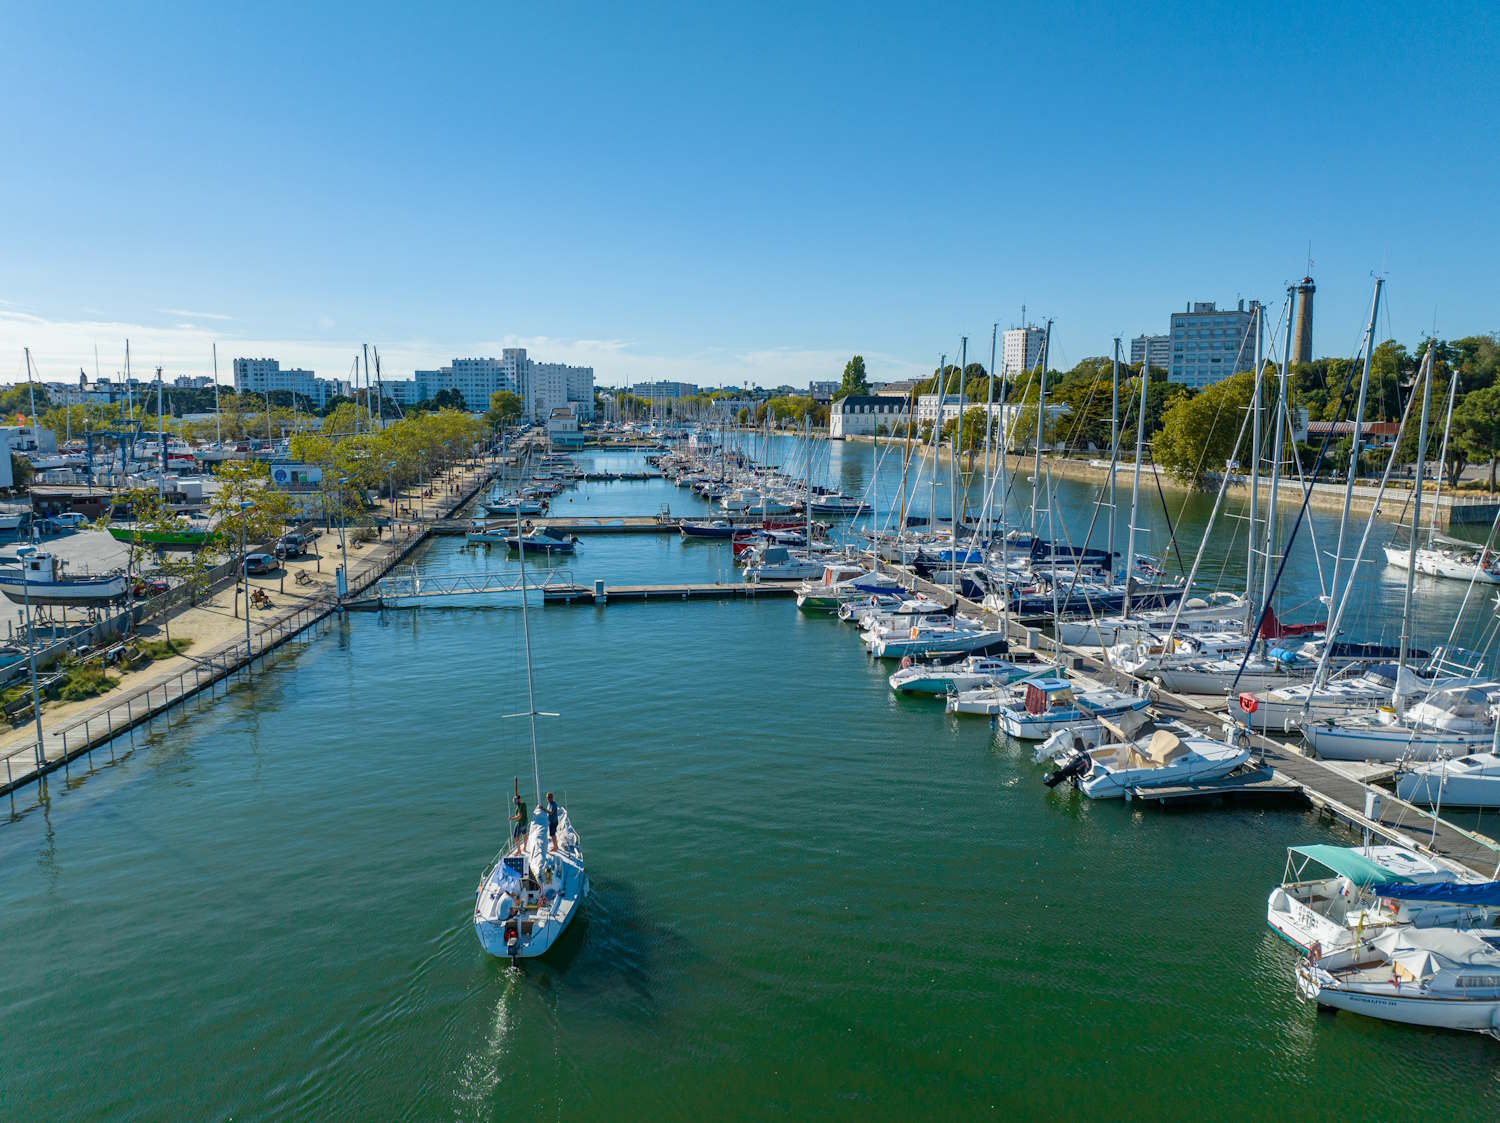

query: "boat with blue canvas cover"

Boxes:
[991, 676, 1150, 741]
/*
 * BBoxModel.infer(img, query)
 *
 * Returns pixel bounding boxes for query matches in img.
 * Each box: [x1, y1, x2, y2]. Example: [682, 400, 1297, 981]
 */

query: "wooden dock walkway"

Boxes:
[544, 580, 799, 604]
[882, 558, 1500, 878]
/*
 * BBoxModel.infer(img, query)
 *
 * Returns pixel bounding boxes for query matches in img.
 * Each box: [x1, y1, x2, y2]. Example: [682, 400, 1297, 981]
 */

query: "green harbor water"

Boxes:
[4, 446, 1500, 1118]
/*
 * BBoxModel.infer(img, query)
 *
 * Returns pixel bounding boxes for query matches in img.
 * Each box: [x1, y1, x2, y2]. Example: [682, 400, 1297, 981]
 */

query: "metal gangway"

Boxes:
[349, 567, 575, 610]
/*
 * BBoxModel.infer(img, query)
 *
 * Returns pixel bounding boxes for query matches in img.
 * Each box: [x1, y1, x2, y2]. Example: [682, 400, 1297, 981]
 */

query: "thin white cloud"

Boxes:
[0, 309, 928, 390]
[160, 308, 234, 322]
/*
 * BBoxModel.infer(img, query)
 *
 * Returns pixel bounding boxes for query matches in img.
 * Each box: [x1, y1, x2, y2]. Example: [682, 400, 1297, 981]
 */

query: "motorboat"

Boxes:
[1296, 920, 1500, 1036]
[0, 550, 128, 606]
[1268, 844, 1494, 956]
[991, 676, 1150, 741]
[465, 518, 510, 545]
[486, 494, 547, 516]
[679, 519, 740, 539]
[744, 544, 825, 582]
[888, 654, 1027, 696]
[505, 527, 577, 554]
[809, 494, 865, 516]
[1383, 544, 1500, 585]
[1396, 752, 1500, 808]
[1299, 682, 1500, 762]
[1039, 715, 1250, 797]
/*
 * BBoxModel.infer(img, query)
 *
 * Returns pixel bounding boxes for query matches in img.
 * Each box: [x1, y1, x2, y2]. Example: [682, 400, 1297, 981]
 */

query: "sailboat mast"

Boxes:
[1396, 344, 1438, 708]
[953, 337, 966, 532]
[157, 366, 166, 502]
[22, 348, 39, 434]
[1328, 279, 1382, 608]
[515, 477, 543, 805]
[1030, 321, 1051, 536]
[1246, 305, 1263, 605]
[212, 342, 223, 446]
[1123, 349, 1149, 619]
[1428, 368, 1459, 545]
[1260, 289, 1295, 619]
[929, 354, 944, 526]
[982, 324, 997, 543]
[1108, 339, 1119, 563]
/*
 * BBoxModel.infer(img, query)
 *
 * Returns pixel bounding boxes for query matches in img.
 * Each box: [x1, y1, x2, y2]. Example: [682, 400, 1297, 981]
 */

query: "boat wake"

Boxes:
[452, 970, 522, 1115]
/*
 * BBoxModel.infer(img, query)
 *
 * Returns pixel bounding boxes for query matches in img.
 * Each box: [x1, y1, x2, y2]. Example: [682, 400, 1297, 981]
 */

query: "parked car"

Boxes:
[244, 552, 280, 576]
[274, 532, 307, 559]
[132, 577, 171, 597]
[51, 512, 90, 529]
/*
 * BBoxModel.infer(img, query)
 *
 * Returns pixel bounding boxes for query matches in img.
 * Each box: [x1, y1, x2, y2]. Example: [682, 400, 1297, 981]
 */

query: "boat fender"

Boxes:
[910, 626, 919, 639]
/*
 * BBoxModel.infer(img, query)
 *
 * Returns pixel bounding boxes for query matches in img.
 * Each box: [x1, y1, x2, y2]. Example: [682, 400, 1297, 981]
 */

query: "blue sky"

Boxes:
[1, 1, 1496, 388]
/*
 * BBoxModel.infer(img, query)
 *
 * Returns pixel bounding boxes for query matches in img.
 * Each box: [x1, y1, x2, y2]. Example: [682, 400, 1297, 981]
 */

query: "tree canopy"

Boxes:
[839, 355, 870, 398]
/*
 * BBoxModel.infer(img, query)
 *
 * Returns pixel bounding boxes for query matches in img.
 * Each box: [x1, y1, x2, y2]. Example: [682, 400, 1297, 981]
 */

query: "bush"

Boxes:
[140, 638, 193, 661]
[57, 664, 117, 702]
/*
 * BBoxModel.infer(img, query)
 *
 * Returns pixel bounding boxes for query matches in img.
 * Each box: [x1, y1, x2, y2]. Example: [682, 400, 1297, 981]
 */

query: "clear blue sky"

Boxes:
[1, 1, 1495, 387]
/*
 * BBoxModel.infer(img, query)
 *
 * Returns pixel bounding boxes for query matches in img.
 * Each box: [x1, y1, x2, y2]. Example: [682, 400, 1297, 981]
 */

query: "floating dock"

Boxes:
[544, 580, 800, 604]
[1125, 766, 1307, 808]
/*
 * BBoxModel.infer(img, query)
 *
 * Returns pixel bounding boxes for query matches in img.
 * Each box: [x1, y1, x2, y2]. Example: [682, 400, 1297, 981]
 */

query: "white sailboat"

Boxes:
[473, 493, 589, 961]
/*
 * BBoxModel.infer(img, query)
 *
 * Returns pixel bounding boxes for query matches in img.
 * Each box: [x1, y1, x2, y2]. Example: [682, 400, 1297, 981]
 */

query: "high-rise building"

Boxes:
[1130, 334, 1171, 373]
[1001, 326, 1047, 378]
[1292, 276, 1315, 365]
[631, 381, 700, 404]
[1167, 300, 1260, 389]
[409, 349, 592, 419]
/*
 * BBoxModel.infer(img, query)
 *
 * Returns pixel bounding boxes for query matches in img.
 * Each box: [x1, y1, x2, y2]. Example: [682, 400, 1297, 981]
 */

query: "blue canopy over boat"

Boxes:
[1370, 880, 1500, 906]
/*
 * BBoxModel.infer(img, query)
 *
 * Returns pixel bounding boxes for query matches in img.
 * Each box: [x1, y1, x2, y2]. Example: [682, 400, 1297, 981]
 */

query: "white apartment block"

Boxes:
[1130, 334, 1171, 373]
[409, 348, 592, 419]
[1001, 326, 1047, 378]
[1167, 300, 1259, 389]
[631, 381, 700, 403]
[232, 358, 342, 406]
[828, 395, 912, 438]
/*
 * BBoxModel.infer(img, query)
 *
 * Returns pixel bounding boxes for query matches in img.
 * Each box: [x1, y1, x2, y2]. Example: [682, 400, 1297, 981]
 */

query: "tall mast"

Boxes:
[1428, 367, 1460, 546]
[1123, 346, 1149, 618]
[982, 323, 997, 544]
[952, 337, 966, 532]
[1328, 279, 1382, 609]
[156, 366, 166, 501]
[1260, 288, 1295, 621]
[1396, 343, 1437, 708]
[1108, 338, 1120, 565]
[514, 478, 543, 806]
[1246, 305, 1262, 606]
[212, 343, 223, 446]
[1030, 321, 1051, 536]
[361, 345, 370, 434]
[22, 348, 39, 432]
[125, 338, 133, 418]
[929, 353, 944, 526]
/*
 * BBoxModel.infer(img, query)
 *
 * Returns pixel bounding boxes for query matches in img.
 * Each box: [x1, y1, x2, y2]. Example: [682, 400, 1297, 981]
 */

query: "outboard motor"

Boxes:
[1044, 750, 1091, 789]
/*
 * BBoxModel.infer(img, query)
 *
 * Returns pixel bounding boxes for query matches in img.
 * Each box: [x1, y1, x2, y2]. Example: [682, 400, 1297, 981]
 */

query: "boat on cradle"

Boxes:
[1383, 543, 1500, 585]
[1052, 592, 1248, 647]
[795, 563, 904, 613]
[1295, 919, 1500, 1036]
[990, 676, 1151, 741]
[679, 519, 740, 539]
[1268, 844, 1496, 955]
[0, 550, 128, 606]
[1228, 662, 1434, 733]
[1299, 682, 1500, 762]
[506, 528, 578, 554]
[465, 518, 511, 544]
[865, 615, 1009, 661]
[889, 654, 1029, 696]
[1038, 714, 1250, 797]
[473, 496, 588, 962]
[1396, 752, 1500, 808]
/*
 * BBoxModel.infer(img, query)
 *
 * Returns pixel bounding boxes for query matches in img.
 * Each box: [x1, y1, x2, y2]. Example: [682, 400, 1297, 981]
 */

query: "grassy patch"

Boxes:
[140, 638, 193, 661]
[57, 664, 118, 702]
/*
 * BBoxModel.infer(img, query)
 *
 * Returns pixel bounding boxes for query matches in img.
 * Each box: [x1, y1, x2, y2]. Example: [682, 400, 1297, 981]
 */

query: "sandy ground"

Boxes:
[0, 458, 497, 778]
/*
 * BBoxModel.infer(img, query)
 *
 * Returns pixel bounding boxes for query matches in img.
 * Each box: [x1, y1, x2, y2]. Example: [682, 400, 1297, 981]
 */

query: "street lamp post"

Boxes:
[336, 475, 349, 601]
[17, 547, 43, 772]
[240, 500, 254, 663]
[387, 459, 397, 536]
